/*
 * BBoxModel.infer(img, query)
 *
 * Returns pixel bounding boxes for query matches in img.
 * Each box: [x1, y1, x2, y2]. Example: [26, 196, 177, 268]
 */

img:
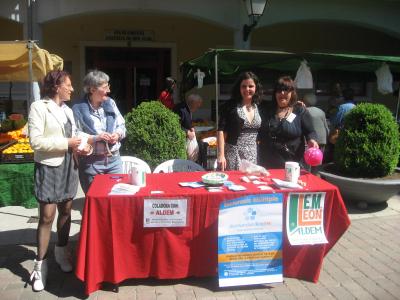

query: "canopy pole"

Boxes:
[396, 89, 400, 122]
[214, 53, 219, 158]
[27, 40, 34, 114]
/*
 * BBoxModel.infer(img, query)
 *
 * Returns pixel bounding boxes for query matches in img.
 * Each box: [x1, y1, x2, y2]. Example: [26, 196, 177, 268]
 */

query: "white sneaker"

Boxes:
[30, 259, 47, 292]
[54, 245, 73, 272]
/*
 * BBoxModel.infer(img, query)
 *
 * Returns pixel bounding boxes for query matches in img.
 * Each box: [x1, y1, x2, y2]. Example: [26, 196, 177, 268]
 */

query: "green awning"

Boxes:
[181, 49, 400, 90]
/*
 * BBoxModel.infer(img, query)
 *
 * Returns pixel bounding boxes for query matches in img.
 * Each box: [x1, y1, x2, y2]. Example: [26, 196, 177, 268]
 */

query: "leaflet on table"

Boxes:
[286, 192, 328, 245]
[143, 198, 188, 227]
[272, 178, 303, 189]
[179, 181, 205, 188]
[109, 183, 141, 195]
[218, 194, 283, 287]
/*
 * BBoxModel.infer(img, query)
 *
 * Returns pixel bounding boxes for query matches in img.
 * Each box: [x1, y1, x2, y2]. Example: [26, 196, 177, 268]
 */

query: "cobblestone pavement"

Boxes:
[1, 198, 399, 299]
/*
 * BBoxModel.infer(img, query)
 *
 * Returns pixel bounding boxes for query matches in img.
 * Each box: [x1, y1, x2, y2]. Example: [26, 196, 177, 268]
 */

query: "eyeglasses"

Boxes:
[98, 83, 111, 90]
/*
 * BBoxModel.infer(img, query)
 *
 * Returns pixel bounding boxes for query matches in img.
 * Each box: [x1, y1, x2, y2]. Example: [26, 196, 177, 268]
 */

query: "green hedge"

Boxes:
[334, 103, 400, 178]
[123, 101, 186, 169]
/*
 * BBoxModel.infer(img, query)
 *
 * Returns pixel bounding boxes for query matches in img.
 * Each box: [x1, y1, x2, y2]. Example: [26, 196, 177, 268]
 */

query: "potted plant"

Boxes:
[123, 101, 186, 170]
[319, 103, 400, 208]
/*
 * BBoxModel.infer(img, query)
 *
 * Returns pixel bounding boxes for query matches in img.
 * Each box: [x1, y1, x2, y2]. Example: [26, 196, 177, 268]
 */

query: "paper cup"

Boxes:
[285, 161, 300, 183]
[129, 166, 146, 187]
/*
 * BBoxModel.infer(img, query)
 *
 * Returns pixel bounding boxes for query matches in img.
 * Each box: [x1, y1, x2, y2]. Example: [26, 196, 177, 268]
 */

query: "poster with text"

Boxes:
[218, 194, 283, 287]
[143, 198, 188, 227]
[286, 192, 328, 245]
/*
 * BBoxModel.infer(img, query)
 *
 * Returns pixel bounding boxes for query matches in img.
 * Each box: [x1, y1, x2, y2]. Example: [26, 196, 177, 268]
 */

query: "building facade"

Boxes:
[1, 0, 399, 114]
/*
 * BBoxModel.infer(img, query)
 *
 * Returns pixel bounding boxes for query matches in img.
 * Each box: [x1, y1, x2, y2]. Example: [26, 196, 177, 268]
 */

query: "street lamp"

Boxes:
[243, 0, 268, 41]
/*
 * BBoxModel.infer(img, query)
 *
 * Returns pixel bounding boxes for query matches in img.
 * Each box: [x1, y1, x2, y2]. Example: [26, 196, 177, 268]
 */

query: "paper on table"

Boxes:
[271, 178, 303, 189]
[109, 183, 141, 195]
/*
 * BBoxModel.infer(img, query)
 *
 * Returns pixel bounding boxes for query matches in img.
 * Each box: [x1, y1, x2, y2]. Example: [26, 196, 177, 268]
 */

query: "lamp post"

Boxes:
[243, 0, 268, 42]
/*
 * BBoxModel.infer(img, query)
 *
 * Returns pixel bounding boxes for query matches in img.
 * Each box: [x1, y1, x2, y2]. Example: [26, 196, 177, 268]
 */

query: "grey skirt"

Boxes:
[34, 151, 79, 204]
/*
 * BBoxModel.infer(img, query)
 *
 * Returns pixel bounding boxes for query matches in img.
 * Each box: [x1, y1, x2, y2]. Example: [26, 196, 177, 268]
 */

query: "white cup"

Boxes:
[285, 161, 300, 183]
[129, 166, 146, 187]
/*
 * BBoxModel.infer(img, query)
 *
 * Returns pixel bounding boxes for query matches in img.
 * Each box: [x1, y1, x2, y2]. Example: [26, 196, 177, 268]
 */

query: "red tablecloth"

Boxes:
[75, 170, 350, 294]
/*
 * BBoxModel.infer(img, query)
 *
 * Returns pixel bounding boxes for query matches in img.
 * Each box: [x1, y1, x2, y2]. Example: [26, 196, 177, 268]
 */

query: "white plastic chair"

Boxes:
[120, 156, 152, 174]
[153, 159, 205, 173]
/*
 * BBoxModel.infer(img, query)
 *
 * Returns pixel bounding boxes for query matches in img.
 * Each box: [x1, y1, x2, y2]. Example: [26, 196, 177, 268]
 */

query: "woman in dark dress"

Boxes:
[217, 71, 262, 170]
[258, 76, 319, 169]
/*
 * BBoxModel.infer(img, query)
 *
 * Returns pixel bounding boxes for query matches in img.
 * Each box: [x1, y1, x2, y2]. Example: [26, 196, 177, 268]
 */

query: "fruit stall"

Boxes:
[0, 114, 36, 208]
[0, 41, 63, 208]
[193, 121, 217, 170]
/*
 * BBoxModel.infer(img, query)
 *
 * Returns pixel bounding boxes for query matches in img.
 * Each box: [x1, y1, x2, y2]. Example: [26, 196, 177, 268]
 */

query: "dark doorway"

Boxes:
[85, 47, 171, 114]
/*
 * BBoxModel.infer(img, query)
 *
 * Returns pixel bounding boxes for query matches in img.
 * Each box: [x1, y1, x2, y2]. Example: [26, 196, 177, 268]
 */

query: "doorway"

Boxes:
[85, 47, 171, 114]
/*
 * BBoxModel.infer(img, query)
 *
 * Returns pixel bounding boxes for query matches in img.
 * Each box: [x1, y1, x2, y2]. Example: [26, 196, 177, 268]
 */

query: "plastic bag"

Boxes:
[375, 63, 393, 95]
[186, 137, 199, 161]
[239, 159, 270, 176]
[294, 60, 313, 89]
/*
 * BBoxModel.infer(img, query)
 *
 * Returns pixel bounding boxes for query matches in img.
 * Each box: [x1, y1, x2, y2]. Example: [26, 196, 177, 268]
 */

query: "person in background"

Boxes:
[159, 77, 176, 110]
[173, 94, 203, 161]
[326, 82, 344, 121]
[72, 70, 126, 193]
[303, 93, 329, 153]
[303, 92, 329, 172]
[28, 70, 81, 291]
[217, 71, 262, 170]
[258, 76, 319, 169]
[330, 87, 356, 129]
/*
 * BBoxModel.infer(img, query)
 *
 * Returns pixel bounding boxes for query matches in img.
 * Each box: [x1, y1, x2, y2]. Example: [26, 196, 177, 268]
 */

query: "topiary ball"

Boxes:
[123, 101, 187, 170]
[334, 103, 400, 178]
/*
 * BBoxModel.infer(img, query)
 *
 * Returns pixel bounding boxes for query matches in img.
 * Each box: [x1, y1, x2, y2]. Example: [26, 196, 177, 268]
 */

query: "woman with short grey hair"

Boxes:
[73, 70, 126, 193]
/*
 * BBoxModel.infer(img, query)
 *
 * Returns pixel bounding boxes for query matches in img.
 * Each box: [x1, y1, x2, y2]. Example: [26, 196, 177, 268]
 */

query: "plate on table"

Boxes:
[202, 172, 228, 186]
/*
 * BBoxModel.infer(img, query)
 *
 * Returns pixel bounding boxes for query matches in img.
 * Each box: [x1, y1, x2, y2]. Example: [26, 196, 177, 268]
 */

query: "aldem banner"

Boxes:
[286, 192, 328, 245]
[218, 194, 283, 287]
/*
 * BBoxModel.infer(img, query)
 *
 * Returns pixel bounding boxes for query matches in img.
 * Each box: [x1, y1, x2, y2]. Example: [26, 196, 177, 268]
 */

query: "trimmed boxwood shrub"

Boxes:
[334, 103, 400, 178]
[123, 101, 186, 169]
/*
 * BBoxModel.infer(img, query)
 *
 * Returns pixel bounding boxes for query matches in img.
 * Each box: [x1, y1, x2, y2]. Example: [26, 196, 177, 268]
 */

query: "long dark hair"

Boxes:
[230, 71, 263, 105]
[164, 77, 176, 93]
[41, 70, 71, 99]
[271, 75, 298, 108]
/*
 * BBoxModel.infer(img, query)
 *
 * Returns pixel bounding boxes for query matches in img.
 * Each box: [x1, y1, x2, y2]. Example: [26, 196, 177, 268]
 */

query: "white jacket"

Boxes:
[28, 99, 76, 166]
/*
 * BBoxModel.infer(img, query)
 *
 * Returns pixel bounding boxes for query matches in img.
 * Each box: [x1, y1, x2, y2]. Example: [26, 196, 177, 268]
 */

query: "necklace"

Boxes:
[277, 106, 291, 119]
[244, 104, 252, 112]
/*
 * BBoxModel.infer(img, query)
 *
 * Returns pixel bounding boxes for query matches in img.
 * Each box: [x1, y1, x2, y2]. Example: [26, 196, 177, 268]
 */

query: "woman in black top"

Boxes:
[258, 76, 318, 169]
[217, 71, 262, 170]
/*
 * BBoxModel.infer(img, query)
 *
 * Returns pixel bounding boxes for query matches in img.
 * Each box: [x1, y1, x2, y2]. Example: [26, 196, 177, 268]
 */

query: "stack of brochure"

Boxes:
[109, 183, 141, 195]
[271, 178, 303, 189]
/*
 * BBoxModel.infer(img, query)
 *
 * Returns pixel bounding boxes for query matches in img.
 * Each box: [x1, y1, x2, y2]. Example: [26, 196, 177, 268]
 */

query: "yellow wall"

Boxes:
[0, 17, 23, 40]
[252, 21, 400, 56]
[41, 13, 233, 89]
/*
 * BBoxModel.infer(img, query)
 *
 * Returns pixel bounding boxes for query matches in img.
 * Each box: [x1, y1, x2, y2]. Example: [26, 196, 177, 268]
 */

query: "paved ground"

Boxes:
[0, 193, 399, 299]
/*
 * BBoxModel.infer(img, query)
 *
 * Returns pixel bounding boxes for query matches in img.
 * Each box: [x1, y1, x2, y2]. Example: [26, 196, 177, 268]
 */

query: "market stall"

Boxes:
[0, 41, 63, 208]
[181, 49, 400, 164]
[181, 49, 400, 122]
[0, 40, 63, 113]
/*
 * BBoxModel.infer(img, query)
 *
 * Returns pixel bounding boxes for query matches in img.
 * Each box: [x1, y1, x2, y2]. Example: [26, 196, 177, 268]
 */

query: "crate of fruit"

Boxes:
[1, 141, 34, 163]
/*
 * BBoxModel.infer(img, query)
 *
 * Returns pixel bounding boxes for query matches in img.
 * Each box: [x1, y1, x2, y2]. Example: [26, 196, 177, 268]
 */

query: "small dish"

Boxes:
[202, 172, 228, 186]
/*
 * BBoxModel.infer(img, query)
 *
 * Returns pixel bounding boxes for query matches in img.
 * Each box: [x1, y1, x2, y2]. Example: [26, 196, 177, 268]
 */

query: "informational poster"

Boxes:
[143, 198, 188, 227]
[218, 194, 283, 287]
[286, 192, 328, 245]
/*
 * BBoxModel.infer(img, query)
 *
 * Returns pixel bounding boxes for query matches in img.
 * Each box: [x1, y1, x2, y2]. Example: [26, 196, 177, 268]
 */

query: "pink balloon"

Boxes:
[304, 147, 323, 166]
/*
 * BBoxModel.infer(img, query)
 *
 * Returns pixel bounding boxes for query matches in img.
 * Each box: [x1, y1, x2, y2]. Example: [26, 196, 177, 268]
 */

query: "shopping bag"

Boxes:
[294, 60, 313, 89]
[375, 63, 393, 95]
[186, 136, 199, 161]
